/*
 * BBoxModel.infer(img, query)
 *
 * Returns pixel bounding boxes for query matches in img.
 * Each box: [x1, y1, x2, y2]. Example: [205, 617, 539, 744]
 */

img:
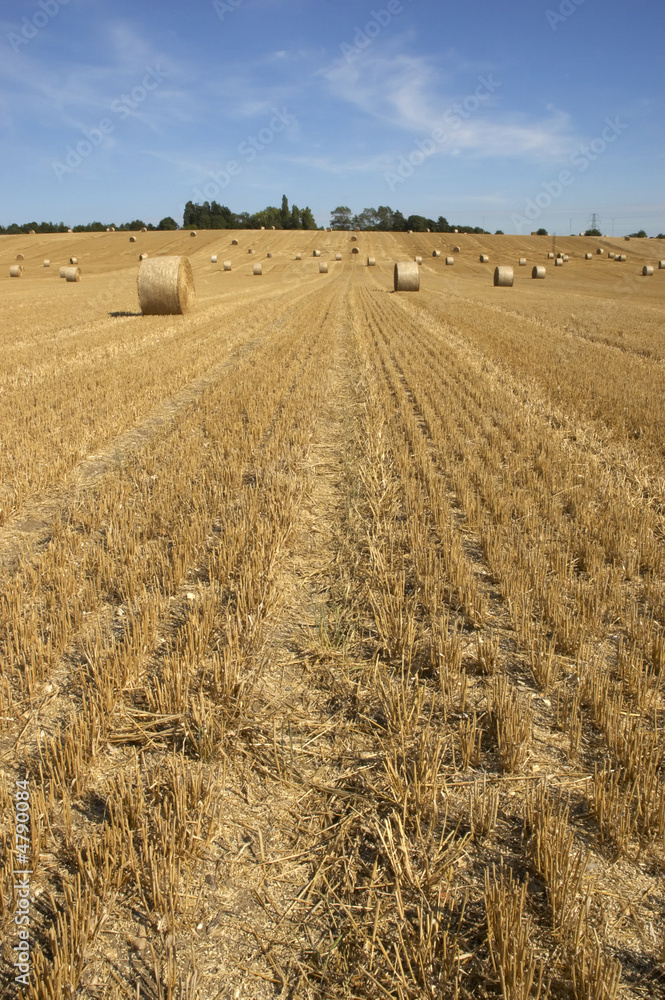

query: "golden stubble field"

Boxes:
[0, 230, 664, 999]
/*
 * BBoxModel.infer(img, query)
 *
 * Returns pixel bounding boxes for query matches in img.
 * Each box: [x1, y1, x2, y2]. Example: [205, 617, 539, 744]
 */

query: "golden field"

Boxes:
[0, 229, 664, 999]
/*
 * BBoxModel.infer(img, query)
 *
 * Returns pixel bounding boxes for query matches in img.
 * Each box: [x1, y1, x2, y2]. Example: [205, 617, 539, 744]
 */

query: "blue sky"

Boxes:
[1, 0, 663, 233]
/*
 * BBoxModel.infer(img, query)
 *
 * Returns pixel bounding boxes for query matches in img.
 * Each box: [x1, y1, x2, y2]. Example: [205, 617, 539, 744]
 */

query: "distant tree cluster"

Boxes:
[329, 206, 489, 234]
[0, 219, 160, 234]
[183, 195, 317, 231]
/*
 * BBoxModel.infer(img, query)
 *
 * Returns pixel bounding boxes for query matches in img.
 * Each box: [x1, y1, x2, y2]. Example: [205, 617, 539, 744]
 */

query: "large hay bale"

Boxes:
[445, 256, 454, 265]
[367, 256, 376, 266]
[642, 265, 654, 276]
[63, 266, 81, 282]
[608, 252, 615, 259]
[617, 254, 626, 261]
[519, 258, 527, 266]
[223, 260, 232, 271]
[555, 258, 563, 266]
[494, 266, 514, 287]
[585, 253, 592, 259]
[319, 262, 329, 273]
[352, 247, 359, 254]
[335, 253, 342, 261]
[9, 264, 23, 277]
[253, 263, 263, 275]
[43, 259, 50, 267]
[453, 245, 461, 253]
[596, 248, 604, 255]
[231, 238, 239, 245]
[59, 266, 67, 278]
[432, 250, 441, 257]
[189, 231, 197, 237]
[532, 266, 546, 279]
[16, 253, 24, 260]
[313, 250, 321, 257]
[137, 256, 195, 315]
[69, 257, 78, 265]
[479, 254, 489, 263]
[210, 255, 217, 263]
[394, 262, 420, 292]
[562, 255, 569, 262]
[129, 236, 137, 242]
[547, 252, 554, 259]
[659, 260, 665, 269]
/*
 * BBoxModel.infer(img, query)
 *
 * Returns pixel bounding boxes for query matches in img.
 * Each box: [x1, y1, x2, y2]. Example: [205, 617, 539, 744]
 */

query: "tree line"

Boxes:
[329, 206, 490, 233]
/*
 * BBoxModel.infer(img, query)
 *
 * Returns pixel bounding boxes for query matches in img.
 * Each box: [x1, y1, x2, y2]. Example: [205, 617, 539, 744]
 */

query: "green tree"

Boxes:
[628, 229, 647, 238]
[290, 204, 302, 229]
[584, 228, 601, 237]
[300, 207, 317, 230]
[536, 228, 548, 236]
[158, 216, 179, 230]
[436, 216, 452, 233]
[330, 206, 353, 229]
[392, 210, 408, 231]
[280, 195, 290, 229]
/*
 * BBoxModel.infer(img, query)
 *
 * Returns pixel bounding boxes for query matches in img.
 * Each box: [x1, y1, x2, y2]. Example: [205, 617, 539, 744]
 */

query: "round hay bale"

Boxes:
[129, 236, 137, 242]
[624, 236, 631, 241]
[453, 229, 458, 233]
[319, 262, 329, 273]
[266, 252, 273, 258]
[367, 257, 376, 266]
[106, 227, 112, 232]
[253, 263, 263, 275]
[642, 265, 654, 276]
[295, 253, 302, 261]
[532, 265, 546, 279]
[547, 252, 554, 259]
[557, 252, 564, 258]
[479, 254, 489, 263]
[608, 252, 615, 259]
[139, 253, 149, 261]
[351, 235, 358, 241]
[9, 264, 23, 277]
[223, 261, 232, 271]
[248, 248, 254, 254]
[335, 253, 342, 261]
[260, 226, 265, 230]
[140, 227, 147, 232]
[43, 259, 50, 267]
[585, 253, 592, 260]
[426, 228, 430, 233]
[231, 238, 239, 245]
[137, 256, 195, 315]
[59, 266, 67, 278]
[562, 255, 569, 262]
[352, 247, 359, 254]
[519, 258, 527, 266]
[618, 254, 627, 261]
[432, 250, 441, 257]
[210, 255, 217, 263]
[394, 262, 420, 292]
[453, 246, 461, 253]
[28, 230, 35, 235]
[555, 258, 563, 266]
[69, 257, 78, 265]
[313, 250, 321, 257]
[494, 266, 514, 287]
[354, 228, 360, 232]
[271, 226, 276, 230]
[189, 231, 197, 237]
[659, 260, 665, 269]
[597, 248, 604, 254]
[414, 256, 423, 265]
[67, 228, 73, 233]
[445, 256, 454, 265]
[16, 253, 24, 260]
[63, 266, 81, 282]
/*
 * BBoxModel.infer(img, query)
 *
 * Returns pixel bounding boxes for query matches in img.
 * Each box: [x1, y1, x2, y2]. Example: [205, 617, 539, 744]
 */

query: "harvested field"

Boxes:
[0, 230, 664, 999]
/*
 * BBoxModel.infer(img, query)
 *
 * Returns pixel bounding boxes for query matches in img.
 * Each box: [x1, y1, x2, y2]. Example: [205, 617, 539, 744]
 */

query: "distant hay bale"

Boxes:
[532, 266, 546, 279]
[63, 266, 81, 282]
[313, 250, 321, 257]
[106, 227, 112, 232]
[267, 252, 273, 258]
[555, 258, 563, 266]
[519, 258, 527, 266]
[479, 254, 489, 263]
[253, 263, 263, 275]
[445, 256, 454, 265]
[319, 262, 328, 273]
[9, 264, 23, 277]
[67, 228, 73, 233]
[608, 252, 615, 259]
[394, 262, 420, 292]
[408, 230, 413, 234]
[210, 255, 217, 263]
[453, 229, 458, 233]
[129, 236, 137, 242]
[426, 228, 430, 233]
[43, 259, 50, 267]
[59, 267, 67, 278]
[642, 265, 654, 276]
[335, 253, 342, 261]
[28, 230, 35, 235]
[617, 254, 627, 261]
[354, 228, 360, 232]
[547, 252, 554, 259]
[260, 226, 265, 230]
[139, 253, 149, 261]
[271, 226, 276, 230]
[414, 256, 423, 265]
[137, 256, 195, 315]
[367, 256, 376, 266]
[223, 260, 232, 270]
[351, 235, 358, 241]
[248, 248, 254, 254]
[231, 238, 239, 245]
[596, 248, 604, 255]
[295, 253, 301, 260]
[625, 236, 631, 241]
[494, 266, 513, 287]
[659, 260, 665, 269]
[16, 253, 24, 260]
[189, 231, 197, 237]
[352, 247, 359, 254]
[69, 257, 78, 264]
[562, 255, 569, 262]
[557, 252, 564, 258]
[141, 227, 147, 232]
[585, 253, 592, 259]
[453, 246, 461, 253]
[432, 250, 441, 257]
